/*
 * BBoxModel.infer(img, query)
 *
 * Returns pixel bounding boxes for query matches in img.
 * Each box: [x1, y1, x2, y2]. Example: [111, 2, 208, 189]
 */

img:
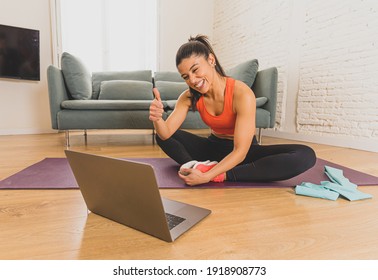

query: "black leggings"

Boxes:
[156, 130, 316, 182]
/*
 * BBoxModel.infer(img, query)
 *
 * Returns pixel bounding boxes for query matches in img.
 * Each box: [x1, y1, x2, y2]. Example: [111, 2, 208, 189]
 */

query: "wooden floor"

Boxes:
[0, 130, 377, 260]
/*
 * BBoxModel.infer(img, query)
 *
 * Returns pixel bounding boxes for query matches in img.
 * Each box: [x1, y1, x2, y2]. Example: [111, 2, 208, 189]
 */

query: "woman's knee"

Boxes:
[297, 145, 316, 170]
[155, 133, 171, 149]
[155, 133, 163, 144]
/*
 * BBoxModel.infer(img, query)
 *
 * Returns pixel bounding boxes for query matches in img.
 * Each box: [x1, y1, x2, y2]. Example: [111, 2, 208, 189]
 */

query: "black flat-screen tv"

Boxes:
[0, 24, 40, 81]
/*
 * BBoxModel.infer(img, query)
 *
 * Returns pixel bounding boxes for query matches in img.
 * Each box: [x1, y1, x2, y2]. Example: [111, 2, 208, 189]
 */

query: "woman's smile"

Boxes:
[194, 79, 206, 91]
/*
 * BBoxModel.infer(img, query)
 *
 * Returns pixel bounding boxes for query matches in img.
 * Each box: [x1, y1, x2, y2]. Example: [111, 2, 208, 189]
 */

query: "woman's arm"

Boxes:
[179, 81, 256, 185]
[149, 88, 192, 140]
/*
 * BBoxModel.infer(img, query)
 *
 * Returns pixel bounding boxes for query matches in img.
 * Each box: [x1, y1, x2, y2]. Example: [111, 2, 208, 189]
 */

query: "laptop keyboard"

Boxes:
[165, 213, 186, 230]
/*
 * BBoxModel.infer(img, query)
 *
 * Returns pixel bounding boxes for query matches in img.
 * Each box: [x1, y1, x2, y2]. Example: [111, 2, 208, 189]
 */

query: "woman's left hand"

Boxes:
[178, 168, 210, 186]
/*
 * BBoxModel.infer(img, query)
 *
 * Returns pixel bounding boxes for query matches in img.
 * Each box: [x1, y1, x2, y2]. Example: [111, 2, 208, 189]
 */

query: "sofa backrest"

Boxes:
[252, 67, 278, 128]
[154, 71, 183, 82]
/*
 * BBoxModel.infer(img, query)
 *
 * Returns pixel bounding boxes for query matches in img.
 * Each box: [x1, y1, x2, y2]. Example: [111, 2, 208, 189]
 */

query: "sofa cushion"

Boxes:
[61, 52, 92, 100]
[227, 59, 259, 88]
[92, 70, 152, 99]
[155, 81, 188, 100]
[99, 80, 153, 100]
[61, 100, 152, 110]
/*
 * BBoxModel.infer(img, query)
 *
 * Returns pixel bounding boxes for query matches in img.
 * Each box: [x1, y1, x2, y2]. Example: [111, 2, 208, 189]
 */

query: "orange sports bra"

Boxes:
[196, 77, 236, 135]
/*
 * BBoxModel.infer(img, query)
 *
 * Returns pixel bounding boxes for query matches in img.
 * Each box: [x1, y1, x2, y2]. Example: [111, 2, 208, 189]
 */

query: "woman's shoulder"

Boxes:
[232, 78, 254, 96]
[178, 88, 191, 98]
[177, 88, 192, 104]
[231, 78, 256, 110]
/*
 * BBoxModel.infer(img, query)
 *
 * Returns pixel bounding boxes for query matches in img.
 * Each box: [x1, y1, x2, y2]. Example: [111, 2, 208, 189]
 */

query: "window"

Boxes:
[58, 0, 157, 72]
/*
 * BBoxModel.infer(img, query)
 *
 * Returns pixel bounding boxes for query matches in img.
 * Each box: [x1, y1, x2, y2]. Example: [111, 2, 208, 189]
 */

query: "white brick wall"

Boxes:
[213, 0, 291, 127]
[213, 0, 378, 151]
[297, 0, 378, 139]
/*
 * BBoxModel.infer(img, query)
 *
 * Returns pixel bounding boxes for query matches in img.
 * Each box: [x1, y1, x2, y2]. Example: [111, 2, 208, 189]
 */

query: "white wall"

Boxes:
[0, 0, 53, 135]
[158, 0, 214, 71]
[213, 0, 378, 152]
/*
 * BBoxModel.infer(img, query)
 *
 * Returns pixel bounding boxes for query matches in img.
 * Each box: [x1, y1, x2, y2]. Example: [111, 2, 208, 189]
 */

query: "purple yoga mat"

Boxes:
[0, 157, 377, 189]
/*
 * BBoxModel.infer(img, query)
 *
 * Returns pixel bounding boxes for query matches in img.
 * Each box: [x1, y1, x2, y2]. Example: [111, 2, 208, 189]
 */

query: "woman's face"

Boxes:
[177, 54, 216, 94]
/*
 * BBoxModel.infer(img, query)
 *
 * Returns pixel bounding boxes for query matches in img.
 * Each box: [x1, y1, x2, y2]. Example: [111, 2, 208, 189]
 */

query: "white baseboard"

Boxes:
[262, 130, 378, 153]
[0, 128, 56, 136]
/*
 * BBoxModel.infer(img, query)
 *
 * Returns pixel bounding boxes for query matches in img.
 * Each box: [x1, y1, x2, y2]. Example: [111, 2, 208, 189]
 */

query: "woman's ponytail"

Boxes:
[188, 35, 226, 77]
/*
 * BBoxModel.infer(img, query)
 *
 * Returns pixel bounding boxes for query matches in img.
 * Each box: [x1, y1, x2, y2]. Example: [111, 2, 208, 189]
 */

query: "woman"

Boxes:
[149, 35, 316, 186]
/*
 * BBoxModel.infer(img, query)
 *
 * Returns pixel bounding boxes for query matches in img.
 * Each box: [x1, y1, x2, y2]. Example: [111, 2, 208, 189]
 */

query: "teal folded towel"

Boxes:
[295, 165, 373, 201]
[321, 181, 373, 201]
[324, 165, 357, 189]
[295, 182, 339, 201]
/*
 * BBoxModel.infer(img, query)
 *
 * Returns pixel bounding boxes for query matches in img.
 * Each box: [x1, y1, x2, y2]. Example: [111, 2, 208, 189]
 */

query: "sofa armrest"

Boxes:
[47, 65, 70, 129]
[251, 67, 278, 128]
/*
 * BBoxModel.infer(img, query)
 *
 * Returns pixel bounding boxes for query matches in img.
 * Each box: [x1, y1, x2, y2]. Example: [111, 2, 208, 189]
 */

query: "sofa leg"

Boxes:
[258, 128, 263, 144]
[65, 130, 70, 148]
[84, 129, 88, 145]
[152, 129, 155, 145]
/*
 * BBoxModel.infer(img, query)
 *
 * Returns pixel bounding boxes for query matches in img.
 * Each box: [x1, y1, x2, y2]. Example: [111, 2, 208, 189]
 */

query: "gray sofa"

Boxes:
[47, 52, 277, 146]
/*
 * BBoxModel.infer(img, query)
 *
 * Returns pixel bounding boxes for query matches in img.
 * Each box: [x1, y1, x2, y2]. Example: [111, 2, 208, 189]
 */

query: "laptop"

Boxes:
[65, 150, 211, 242]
